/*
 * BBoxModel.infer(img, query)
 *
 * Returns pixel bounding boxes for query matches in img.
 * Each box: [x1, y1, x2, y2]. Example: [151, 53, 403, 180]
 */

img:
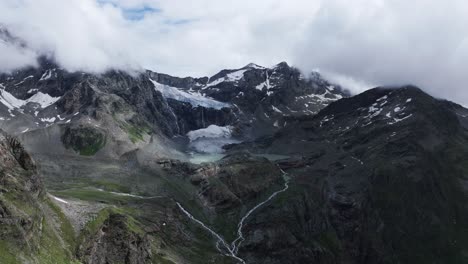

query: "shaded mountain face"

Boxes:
[229, 86, 468, 263]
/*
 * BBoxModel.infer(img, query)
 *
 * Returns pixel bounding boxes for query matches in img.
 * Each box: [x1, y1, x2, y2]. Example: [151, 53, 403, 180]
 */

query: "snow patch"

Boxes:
[255, 82, 266, 91]
[14, 75, 34, 86]
[204, 69, 247, 89]
[40, 69, 55, 81]
[225, 70, 247, 82]
[388, 114, 413, 125]
[51, 195, 69, 204]
[320, 115, 334, 127]
[376, 95, 388, 102]
[271, 105, 282, 114]
[351, 156, 364, 165]
[41, 117, 56, 123]
[0, 89, 26, 110]
[296, 89, 341, 103]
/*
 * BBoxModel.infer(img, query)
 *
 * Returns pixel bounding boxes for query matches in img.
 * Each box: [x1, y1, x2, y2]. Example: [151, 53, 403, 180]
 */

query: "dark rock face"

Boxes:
[167, 99, 237, 134]
[0, 131, 45, 261]
[190, 153, 283, 211]
[232, 86, 468, 264]
[91, 71, 180, 137]
[0, 131, 40, 193]
[78, 213, 151, 264]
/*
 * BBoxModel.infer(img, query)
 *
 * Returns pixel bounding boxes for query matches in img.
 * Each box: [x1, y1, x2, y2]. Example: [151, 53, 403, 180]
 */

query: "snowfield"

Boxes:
[0, 89, 60, 110]
[26, 92, 61, 108]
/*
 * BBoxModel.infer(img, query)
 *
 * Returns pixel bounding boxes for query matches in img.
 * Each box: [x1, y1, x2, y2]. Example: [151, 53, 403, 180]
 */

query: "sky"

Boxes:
[0, 0, 468, 104]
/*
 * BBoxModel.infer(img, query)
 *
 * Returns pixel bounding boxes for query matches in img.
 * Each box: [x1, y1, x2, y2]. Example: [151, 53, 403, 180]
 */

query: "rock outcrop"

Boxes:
[78, 212, 152, 264]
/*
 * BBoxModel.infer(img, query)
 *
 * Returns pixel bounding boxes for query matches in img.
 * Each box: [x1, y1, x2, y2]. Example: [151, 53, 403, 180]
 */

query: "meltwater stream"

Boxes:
[177, 168, 289, 263]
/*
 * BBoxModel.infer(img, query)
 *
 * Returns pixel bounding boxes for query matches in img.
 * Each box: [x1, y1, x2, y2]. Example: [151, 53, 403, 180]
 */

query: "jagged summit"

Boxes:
[243, 62, 266, 69]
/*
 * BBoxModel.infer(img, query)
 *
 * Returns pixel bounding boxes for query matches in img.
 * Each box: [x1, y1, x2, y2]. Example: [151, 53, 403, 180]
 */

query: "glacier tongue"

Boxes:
[186, 125, 240, 154]
[187, 125, 232, 141]
[149, 78, 229, 109]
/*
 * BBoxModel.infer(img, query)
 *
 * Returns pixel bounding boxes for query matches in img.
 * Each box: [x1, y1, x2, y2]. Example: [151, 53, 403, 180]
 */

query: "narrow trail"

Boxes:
[95, 188, 163, 199]
[177, 168, 289, 263]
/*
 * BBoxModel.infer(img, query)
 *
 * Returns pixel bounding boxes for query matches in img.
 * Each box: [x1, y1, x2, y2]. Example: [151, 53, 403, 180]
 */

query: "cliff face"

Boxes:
[0, 130, 71, 263]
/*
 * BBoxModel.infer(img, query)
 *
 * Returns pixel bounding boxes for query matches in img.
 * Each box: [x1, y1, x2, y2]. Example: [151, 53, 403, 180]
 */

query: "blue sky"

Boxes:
[96, 0, 161, 20]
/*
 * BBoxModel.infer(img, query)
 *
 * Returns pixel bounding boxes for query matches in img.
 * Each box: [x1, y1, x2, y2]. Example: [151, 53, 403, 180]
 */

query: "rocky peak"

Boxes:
[318, 85, 460, 134]
[242, 63, 266, 70]
[272, 61, 289, 69]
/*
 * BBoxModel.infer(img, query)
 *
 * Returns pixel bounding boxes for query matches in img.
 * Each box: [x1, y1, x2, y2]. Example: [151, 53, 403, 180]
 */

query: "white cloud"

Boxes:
[293, 0, 468, 103]
[0, 0, 468, 104]
[0, 40, 38, 72]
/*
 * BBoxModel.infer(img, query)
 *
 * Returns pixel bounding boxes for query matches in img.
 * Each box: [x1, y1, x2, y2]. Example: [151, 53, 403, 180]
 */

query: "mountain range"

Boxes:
[1, 28, 468, 264]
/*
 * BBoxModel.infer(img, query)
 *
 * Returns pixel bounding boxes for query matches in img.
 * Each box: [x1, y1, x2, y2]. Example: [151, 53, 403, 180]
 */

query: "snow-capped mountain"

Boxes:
[148, 62, 348, 137]
[0, 57, 347, 158]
